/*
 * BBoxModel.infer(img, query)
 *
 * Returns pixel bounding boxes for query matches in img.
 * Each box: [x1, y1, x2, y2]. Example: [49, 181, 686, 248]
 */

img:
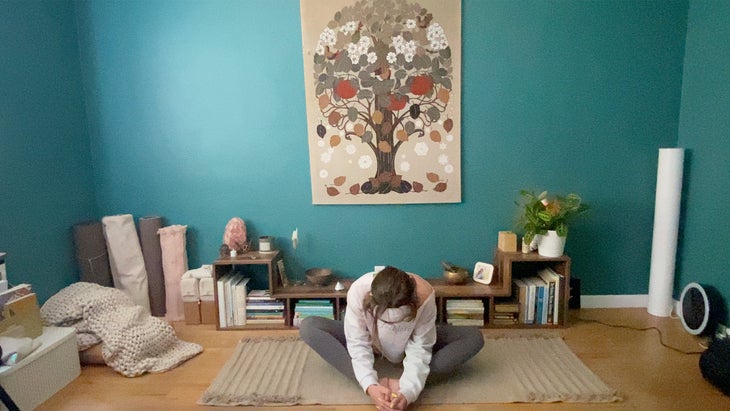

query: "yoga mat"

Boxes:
[101, 214, 151, 315]
[158, 225, 189, 322]
[139, 215, 166, 317]
[73, 220, 113, 287]
[648, 148, 684, 317]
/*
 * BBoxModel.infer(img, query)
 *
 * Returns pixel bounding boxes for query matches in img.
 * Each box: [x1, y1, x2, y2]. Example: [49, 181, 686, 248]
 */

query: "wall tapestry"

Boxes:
[301, 0, 461, 204]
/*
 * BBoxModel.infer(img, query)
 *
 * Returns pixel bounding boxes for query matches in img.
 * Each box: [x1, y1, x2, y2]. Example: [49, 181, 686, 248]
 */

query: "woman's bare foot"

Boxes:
[387, 377, 400, 393]
[379, 377, 390, 389]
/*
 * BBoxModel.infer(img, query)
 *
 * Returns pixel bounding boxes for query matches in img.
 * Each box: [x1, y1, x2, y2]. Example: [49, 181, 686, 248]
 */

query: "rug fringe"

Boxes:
[239, 335, 301, 343]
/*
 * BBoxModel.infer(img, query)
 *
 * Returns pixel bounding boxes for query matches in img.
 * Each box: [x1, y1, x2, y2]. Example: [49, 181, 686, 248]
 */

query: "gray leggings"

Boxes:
[299, 316, 484, 382]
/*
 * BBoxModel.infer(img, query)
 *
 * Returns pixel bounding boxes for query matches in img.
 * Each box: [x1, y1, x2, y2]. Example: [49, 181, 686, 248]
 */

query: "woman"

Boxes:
[299, 266, 484, 410]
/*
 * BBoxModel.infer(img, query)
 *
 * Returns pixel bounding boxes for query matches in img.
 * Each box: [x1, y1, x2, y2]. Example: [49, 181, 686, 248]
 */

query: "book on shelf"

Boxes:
[245, 318, 286, 325]
[512, 278, 528, 324]
[293, 299, 334, 327]
[522, 274, 562, 325]
[447, 318, 483, 326]
[246, 289, 285, 324]
[233, 277, 250, 326]
[521, 278, 536, 324]
[493, 297, 520, 313]
[247, 289, 274, 300]
[538, 267, 564, 325]
[491, 316, 518, 326]
[446, 299, 484, 326]
[216, 273, 250, 327]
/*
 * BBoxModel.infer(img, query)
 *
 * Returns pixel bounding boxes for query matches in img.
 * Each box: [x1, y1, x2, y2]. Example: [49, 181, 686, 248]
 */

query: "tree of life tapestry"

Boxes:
[300, 0, 461, 204]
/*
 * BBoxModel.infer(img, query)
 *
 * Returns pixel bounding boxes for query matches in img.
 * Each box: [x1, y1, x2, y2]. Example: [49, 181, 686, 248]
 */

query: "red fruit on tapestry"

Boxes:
[334, 79, 358, 99]
[410, 75, 433, 96]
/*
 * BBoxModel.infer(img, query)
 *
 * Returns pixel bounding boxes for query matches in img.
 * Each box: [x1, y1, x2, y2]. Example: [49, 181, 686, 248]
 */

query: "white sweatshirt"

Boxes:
[344, 272, 437, 404]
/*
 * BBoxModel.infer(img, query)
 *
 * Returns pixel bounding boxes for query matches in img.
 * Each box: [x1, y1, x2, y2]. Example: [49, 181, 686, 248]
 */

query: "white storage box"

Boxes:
[0, 327, 80, 411]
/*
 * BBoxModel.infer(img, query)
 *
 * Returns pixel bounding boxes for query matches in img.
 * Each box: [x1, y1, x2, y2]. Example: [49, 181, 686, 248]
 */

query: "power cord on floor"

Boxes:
[573, 315, 707, 355]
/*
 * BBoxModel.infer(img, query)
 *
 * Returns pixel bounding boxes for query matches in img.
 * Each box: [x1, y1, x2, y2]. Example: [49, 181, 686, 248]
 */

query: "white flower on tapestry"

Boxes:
[427, 23, 449, 51]
[316, 27, 337, 55]
[444, 164, 454, 174]
[320, 149, 334, 163]
[309, 0, 457, 198]
[340, 21, 358, 35]
[319, 169, 329, 178]
[414, 141, 429, 156]
[358, 155, 373, 169]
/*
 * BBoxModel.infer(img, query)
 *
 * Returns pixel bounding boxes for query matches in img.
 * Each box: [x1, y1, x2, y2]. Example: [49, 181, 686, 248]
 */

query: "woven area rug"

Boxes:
[198, 335, 621, 406]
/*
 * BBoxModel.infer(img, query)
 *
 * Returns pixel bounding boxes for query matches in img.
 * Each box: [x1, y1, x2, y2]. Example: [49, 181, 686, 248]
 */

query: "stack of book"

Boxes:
[512, 267, 564, 325]
[292, 299, 334, 327]
[445, 299, 484, 326]
[216, 273, 250, 327]
[246, 289, 286, 325]
[492, 297, 520, 326]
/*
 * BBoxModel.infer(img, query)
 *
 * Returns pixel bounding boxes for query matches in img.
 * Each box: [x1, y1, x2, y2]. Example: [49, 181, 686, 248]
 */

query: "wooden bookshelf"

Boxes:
[212, 249, 570, 330]
[489, 249, 571, 328]
[212, 251, 286, 330]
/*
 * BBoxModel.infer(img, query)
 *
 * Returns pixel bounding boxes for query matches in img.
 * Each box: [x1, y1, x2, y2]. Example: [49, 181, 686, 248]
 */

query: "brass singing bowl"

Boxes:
[443, 268, 470, 285]
[306, 268, 333, 286]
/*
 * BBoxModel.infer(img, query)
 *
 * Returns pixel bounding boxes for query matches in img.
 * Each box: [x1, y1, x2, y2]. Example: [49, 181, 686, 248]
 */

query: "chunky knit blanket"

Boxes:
[41, 282, 203, 377]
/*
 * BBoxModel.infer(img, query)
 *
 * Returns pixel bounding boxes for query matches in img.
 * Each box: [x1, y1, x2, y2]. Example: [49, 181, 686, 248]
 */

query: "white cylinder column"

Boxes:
[647, 148, 684, 317]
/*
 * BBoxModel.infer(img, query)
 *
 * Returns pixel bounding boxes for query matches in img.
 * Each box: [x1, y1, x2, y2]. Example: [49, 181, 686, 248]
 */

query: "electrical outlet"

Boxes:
[715, 323, 730, 340]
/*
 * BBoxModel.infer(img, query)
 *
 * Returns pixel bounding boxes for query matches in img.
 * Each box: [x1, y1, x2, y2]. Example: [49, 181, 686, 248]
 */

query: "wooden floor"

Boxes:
[38, 308, 729, 411]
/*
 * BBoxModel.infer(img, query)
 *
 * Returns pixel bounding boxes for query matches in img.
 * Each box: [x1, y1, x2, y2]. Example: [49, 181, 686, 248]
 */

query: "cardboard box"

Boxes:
[498, 231, 517, 252]
[0, 327, 80, 411]
[200, 299, 217, 325]
[183, 301, 201, 325]
[199, 277, 217, 325]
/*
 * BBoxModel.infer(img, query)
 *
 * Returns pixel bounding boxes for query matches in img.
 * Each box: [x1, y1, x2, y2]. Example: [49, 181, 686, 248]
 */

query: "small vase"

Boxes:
[537, 230, 566, 257]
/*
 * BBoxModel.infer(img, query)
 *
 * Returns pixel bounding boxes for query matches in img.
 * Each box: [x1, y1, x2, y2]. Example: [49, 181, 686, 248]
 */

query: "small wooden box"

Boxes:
[498, 231, 517, 252]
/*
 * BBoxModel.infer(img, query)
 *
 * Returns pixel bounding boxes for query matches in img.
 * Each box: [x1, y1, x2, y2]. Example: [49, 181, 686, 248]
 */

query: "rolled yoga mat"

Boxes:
[102, 214, 152, 315]
[73, 220, 113, 287]
[648, 148, 684, 317]
[158, 225, 189, 322]
[139, 216, 166, 317]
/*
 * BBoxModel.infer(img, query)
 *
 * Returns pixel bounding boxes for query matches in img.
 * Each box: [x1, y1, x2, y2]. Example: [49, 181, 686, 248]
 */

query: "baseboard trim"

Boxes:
[581, 294, 649, 308]
[581, 295, 682, 314]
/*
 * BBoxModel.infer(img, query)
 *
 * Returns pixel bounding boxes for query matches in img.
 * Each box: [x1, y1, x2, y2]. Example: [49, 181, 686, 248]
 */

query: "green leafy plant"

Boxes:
[516, 190, 589, 244]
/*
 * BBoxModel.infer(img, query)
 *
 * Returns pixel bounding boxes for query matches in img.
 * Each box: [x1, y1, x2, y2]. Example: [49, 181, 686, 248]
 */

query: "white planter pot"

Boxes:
[537, 230, 566, 257]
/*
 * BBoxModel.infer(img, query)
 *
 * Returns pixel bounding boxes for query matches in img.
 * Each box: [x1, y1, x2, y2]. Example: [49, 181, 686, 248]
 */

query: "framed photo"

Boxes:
[277, 259, 289, 287]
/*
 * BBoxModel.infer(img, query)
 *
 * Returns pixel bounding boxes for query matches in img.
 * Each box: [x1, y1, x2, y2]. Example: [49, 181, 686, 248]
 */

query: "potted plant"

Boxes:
[515, 190, 589, 257]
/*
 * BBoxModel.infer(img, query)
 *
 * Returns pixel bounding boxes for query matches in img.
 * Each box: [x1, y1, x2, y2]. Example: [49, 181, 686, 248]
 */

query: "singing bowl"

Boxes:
[306, 268, 333, 286]
[443, 267, 470, 285]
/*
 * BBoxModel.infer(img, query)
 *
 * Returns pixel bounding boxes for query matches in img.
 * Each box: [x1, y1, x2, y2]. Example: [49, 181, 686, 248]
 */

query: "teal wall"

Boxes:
[7, 0, 715, 308]
[0, 1, 97, 302]
[676, 1, 730, 307]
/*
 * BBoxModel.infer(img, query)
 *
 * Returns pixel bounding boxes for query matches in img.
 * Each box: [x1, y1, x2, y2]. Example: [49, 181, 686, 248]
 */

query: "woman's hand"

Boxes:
[367, 384, 395, 411]
[389, 392, 408, 410]
[366, 384, 409, 411]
